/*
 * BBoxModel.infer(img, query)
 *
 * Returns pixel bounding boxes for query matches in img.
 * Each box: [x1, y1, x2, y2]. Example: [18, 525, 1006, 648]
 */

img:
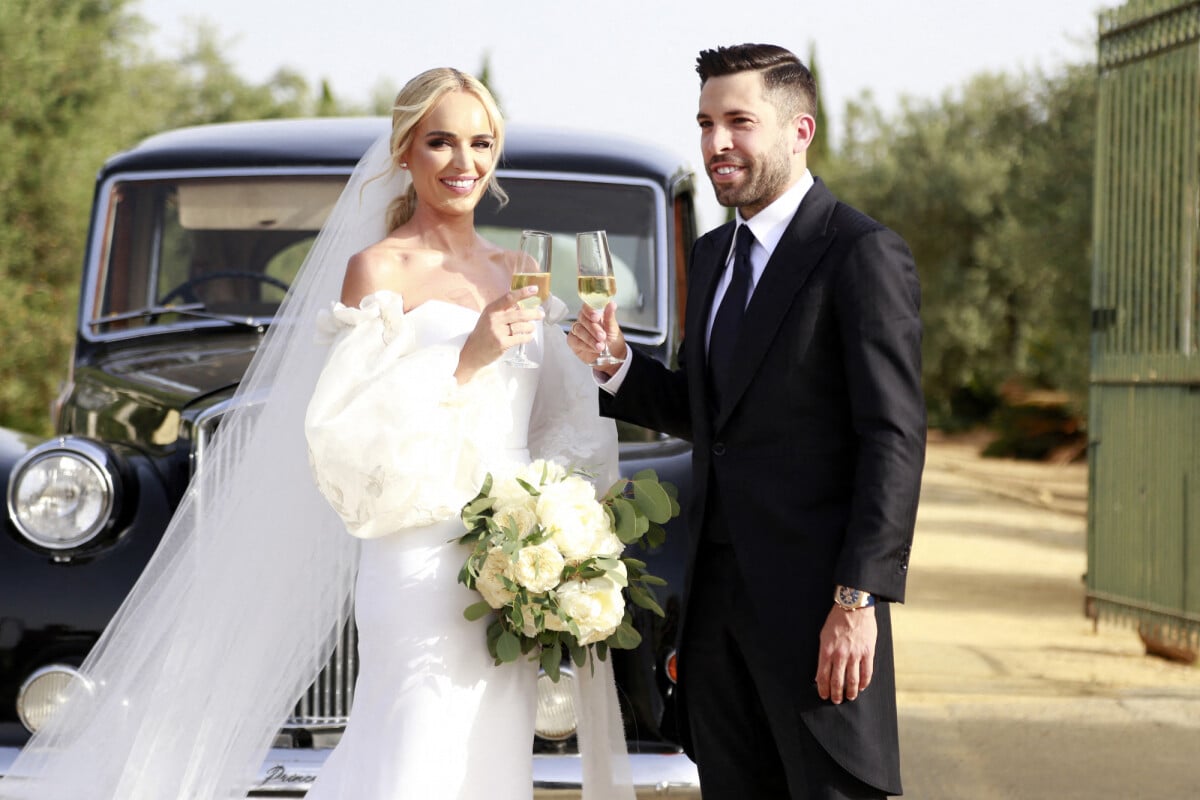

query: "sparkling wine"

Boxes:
[511, 272, 551, 308]
[577, 275, 616, 310]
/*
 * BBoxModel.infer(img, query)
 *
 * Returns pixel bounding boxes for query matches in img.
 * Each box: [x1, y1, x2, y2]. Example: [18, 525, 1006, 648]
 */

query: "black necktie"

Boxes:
[708, 224, 754, 410]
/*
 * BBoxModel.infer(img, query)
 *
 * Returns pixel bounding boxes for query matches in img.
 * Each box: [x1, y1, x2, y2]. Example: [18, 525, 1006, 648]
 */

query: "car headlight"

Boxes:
[17, 664, 94, 733]
[7, 438, 122, 550]
[534, 666, 578, 741]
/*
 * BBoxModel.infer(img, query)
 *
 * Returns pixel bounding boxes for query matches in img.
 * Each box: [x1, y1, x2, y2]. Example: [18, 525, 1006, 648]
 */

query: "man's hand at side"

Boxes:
[815, 605, 877, 704]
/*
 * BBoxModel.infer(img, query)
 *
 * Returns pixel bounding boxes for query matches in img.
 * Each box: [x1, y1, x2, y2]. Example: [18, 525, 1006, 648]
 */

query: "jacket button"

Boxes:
[712, 442, 726, 455]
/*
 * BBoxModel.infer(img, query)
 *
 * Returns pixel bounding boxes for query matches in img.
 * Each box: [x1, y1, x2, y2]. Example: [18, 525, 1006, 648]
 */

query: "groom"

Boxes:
[570, 43, 925, 798]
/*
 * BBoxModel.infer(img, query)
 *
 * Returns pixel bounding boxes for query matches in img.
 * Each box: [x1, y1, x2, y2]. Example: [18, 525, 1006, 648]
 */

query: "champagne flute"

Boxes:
[507, 230, 552, 368]
[576, 230, 624, 367]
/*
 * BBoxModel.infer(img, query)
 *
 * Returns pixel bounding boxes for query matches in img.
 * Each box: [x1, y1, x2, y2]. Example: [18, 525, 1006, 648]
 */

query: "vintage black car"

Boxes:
[0, 117, 701, 796]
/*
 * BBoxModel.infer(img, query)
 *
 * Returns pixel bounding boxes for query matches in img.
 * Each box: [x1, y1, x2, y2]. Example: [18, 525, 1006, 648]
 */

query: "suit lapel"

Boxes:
[713, 180, 838, 431]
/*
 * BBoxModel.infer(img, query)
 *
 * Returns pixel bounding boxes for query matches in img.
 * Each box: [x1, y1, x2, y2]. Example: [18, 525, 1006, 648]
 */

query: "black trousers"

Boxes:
[680, 540, 887, 800]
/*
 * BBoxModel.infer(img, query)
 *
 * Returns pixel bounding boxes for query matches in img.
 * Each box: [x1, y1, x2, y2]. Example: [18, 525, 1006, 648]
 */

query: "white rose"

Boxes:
[490, 476, 537, 512]
[519, 459, 567, 485]
[537, 478, 612, 559]
[494, 504, 539, 538]
[475, 547, 516, 609]
[513, 542, 566, 594]
[555, 570, 626, 645]
[591, 529, 625, 558]
[517, 601, 544, 638]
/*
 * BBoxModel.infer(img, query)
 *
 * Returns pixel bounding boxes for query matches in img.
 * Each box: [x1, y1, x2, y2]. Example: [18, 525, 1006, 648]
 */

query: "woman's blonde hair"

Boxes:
[384, 67, 507, 231]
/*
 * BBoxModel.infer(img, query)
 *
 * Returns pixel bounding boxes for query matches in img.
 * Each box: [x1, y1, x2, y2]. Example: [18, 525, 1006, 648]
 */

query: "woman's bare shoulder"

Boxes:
[340, 238, 421, 307]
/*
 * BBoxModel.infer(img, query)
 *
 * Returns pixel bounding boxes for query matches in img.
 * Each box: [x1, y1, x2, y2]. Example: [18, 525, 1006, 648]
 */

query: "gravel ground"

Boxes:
[894, 438, 1200, 799]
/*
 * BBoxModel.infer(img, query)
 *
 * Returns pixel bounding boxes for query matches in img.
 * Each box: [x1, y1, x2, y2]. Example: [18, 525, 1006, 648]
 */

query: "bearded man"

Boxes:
[570, 43, 926, 800]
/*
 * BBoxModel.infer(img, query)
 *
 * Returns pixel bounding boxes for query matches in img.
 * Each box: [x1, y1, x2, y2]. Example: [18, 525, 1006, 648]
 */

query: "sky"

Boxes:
[138, 0, 1106, 230]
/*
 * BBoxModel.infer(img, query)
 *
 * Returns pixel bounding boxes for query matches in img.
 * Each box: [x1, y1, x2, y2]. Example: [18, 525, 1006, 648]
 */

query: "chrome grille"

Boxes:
[290, 620, 358, 726]
[188, 401, 360, 729]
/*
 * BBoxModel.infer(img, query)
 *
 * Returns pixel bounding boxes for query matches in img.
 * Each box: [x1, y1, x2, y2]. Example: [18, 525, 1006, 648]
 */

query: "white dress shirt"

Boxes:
[600, 170, 814, 393]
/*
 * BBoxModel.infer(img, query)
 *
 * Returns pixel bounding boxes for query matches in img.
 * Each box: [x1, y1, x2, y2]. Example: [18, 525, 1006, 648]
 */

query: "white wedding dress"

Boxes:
[303, 291, 622, 799]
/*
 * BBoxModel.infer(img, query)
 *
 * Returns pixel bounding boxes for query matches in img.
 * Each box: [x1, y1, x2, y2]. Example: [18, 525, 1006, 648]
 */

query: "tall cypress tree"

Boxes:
[806, 42, 831, 171]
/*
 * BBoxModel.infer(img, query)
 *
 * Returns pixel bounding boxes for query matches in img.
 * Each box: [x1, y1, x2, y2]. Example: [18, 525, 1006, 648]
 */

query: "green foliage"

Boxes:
[477, 51, 503, 112]
[823, 64, 1096, 428]
[0, 3, 358, 434]
[806, 42, 831, 171]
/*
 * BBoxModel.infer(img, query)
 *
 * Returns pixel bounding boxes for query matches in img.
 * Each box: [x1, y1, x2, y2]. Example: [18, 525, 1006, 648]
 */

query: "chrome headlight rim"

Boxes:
[6, 437, 122, 551]
[16, 663, 95, 733]
[534, 664, 579, 742]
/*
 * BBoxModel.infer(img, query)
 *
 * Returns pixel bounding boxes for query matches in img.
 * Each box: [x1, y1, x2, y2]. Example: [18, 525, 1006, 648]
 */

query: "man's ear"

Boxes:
[792, 113, 817, 155]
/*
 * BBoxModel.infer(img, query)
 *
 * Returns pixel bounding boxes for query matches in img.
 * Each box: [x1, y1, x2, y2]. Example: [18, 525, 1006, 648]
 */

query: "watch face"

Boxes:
[836, 586, 864, 607]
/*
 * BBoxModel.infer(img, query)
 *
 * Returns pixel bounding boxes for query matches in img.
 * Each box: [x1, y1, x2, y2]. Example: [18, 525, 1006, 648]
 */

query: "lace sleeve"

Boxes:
[304, 291, 508, 537]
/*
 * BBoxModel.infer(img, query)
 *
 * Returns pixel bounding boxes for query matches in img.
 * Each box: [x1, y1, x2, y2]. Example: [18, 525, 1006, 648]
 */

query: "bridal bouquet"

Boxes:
[457, 459, 677, 680]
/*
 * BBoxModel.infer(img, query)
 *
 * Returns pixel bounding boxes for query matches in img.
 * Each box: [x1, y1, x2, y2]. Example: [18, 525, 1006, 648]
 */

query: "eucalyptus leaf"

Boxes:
[629, 585, 665, 617]
[611, 498, 639, 543]
[463, 601, 492, 621]
[464, 495, 495, 516]
[614, 621, 642, 649]
[646, 525, 666, 549]
[496, 631, 521, 663]
[567, 637, 587, 667]
[540, 647, 562, 682]
[515, 477, 541, 496]
[631, 478, 672, 523]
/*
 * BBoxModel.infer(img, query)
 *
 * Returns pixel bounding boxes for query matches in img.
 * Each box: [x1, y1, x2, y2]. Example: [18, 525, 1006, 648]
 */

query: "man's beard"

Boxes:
[709, 139, 792, 211]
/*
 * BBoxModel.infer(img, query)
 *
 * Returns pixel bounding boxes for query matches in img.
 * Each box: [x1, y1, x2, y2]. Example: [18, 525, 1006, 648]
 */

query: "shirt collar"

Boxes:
[734, 169, 814, 258]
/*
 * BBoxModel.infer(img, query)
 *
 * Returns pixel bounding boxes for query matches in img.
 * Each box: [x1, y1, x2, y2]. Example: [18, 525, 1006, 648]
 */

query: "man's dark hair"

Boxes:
[696, 43, 816, 119]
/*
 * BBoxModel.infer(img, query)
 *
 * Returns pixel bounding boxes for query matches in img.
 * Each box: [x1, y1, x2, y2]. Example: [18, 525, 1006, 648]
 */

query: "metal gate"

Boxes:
[1088, 0, 1200, 651]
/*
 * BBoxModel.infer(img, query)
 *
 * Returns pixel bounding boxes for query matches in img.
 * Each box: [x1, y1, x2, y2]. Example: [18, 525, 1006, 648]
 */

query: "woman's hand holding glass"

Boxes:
[506, 230, 552, 368]
[456, 287, 542, 384]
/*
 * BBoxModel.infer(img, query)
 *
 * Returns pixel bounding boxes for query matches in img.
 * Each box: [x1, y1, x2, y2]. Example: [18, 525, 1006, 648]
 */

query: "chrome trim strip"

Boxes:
[0, 722, 701, 794]
[240, 749, 700, 796]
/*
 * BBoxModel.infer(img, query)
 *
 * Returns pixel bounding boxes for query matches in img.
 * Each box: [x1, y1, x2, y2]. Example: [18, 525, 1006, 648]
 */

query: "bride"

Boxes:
[5, 68, 629, 799]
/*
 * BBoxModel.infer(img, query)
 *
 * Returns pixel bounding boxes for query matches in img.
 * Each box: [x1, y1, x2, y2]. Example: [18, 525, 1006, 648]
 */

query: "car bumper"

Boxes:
[0, 745, 701, 798]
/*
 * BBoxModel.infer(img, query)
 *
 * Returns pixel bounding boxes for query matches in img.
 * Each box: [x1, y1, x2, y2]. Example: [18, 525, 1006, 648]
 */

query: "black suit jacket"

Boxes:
[602, 178, 925, 794]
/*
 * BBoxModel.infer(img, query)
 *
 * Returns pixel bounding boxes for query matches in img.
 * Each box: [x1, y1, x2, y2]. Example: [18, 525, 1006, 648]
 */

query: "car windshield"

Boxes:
[90, 174, 661, 335]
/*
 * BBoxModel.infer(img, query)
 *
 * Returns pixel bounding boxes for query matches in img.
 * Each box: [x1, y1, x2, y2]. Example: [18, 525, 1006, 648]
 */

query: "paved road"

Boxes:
[895, 440, 1200, 799]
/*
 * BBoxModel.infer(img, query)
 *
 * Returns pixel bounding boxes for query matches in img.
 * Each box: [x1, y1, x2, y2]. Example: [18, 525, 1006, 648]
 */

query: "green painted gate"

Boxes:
[1089, 0, 1200, 651]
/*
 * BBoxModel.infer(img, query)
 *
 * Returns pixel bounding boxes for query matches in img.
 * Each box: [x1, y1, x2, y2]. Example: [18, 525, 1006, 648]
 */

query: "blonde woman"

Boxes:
[8, 69, 627, 800]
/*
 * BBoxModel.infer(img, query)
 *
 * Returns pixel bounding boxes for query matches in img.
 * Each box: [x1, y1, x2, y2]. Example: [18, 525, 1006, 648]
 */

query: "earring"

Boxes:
[398, 161, 408, 169]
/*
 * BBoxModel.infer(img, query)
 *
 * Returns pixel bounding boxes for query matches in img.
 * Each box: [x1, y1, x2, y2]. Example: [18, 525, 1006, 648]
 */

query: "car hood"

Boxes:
[65, 334, 262, 449]
[96, 339, 259, 400]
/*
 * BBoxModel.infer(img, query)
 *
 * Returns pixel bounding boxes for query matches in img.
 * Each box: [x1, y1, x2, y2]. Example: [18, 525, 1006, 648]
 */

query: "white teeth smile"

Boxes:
[444, 179, 475, 189]
[715, 166, 738, 175]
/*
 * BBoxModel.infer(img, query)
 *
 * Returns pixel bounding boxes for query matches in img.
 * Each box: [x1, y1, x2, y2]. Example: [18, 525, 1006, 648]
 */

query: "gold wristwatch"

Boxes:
[834, 585, 874, 610]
